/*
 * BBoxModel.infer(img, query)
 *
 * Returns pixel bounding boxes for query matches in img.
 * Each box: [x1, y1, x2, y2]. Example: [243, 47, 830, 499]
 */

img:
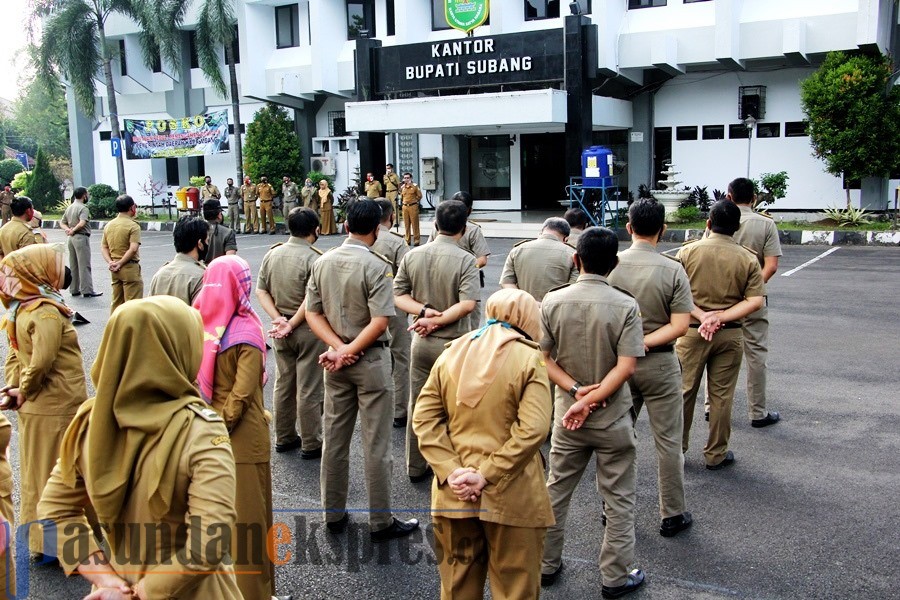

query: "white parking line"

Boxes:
[781, 247, 840, 277]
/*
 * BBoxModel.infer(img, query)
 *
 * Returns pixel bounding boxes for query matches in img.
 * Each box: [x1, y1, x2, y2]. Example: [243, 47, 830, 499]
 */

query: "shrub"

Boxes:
[0, 158, 24, 188]
[189, 176, 206, 187]
[87, 183, 119, 219]
[243, 103, 304, 197]
[88, 183, 118, 200]
[11, 171, 30, 192]
[25, 148, 61, 211]
[306, 171, 334, 191]
[822, 205, 870, 226]
[672, 205, 701, 224]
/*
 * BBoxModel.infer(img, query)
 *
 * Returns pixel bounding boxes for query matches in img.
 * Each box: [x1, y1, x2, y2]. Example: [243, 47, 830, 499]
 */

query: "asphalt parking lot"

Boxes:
[7, 228, 900, 599]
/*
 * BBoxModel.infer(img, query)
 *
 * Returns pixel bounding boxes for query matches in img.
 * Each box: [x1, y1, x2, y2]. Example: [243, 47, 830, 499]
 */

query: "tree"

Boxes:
[34, 0, 188, 193]
[10, 75, 71, 159]
[26, 148, 61, 211]
[243, 104, 303, 196]
[0, 159, 24, 189]
[800, 51, 900, 207]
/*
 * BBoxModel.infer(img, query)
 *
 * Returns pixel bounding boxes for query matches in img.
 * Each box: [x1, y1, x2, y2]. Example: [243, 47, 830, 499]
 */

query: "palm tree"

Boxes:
[35, 0, 187, 193]
[195, 0, 244, 183]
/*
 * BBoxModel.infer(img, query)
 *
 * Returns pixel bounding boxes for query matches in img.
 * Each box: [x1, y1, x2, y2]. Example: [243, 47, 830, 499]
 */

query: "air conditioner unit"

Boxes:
[310, 155, 336, 176]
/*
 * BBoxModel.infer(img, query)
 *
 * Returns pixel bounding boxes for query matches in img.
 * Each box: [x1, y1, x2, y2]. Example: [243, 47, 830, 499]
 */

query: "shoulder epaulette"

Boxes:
[754, 210, 774, 219]
[513, 239, 530, 248]
[515, 337, 541, 350]
[389, 230, 404, 238]
[187, 403, 223, 423]
[660, 253, 682, 263]
[681, 238, 699, 247]
[547, 282, 572, 293]
[740, 244, 760, 257]
[611, 285, 637, 300]
[310, 245, 324, 255]
[269, 242, 284, 250]
[370, 249, 392, 265]
[467, 219, 482, 228]
[565, 242, 577, 250]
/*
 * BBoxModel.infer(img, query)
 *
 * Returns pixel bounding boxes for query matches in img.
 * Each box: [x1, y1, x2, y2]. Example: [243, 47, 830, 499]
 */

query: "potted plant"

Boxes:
[755, 171, 789, 210]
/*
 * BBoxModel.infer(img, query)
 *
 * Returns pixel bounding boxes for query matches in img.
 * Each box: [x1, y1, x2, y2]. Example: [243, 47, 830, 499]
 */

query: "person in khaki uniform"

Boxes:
[371, 199, 411, 428]
[540, 227, 647, 598]
[394, 200, 479, 482]
[564, 206, 590, 249]
[0, 244, 87, 558]
[677, 200, 765, 470]
[301, 178, 316, 211]
[257, 176, 277, 234]
[282, 176, 300, 219]
[203, 199, 238, 263]
[305, 200, 419, 542]
[500, 217, 578, 302]
[240, 176, 258, 233]
[399, 172, 423, 246]
[194, 256, 291, 600]
[0, 414, 14, 598]
[200, 175, 221, 201]
[37, 297, 243, 599]
[0, 196, 39, 258]
[259, 207, 326, 458]
[428, 191, 491, 328]
[607, 200, 694, 537]
[61, 187, 101, 297]
[100, 195, 143, 313]
[364, 172, 383, 198]
[149, 216, 208, 305]
[223, 177, 241, 230]
[0, 187, 13, 225]
[383, 164, 401, 203]
[413, 289, 554, 600]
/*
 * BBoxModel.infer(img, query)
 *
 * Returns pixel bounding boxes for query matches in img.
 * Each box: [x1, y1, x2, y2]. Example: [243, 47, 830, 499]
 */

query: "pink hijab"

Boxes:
[192, 255, 267, 402]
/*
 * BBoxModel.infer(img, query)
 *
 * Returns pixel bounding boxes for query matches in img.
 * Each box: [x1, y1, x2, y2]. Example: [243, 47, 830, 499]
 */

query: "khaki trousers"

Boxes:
[243, 202, 258, 233]
[388, 313, 411, 420]
[629, 351, 686, 518]
[677, 327, 743, 466]
[321, 347, 394, 530]
[742, 305, 769, 420]
[272, 325, 325, 449]
[67, 234, 95, 295]
[402, 202, 420, 245]
[0, 420, 15, 598]
[542, 414, 637, 588]
[259, 201, 276, 233]
[233, 461, 275, 600]
[227, 203, 241, 231]
[0, 205, 9, 225]
[407, 334, 450, 477]
[283, 200, 297, 221]
[110, 262, 143, 314]
[433, 516, 545, 600]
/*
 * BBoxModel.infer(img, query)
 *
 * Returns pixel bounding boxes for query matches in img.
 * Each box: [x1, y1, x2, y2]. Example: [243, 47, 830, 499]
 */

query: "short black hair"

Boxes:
[435, 199, 468, 235]
[576, 227, 619, 276]
[542, 217, 570, 238]
[564, 207, 590, 229]
[202, 199, 223, 220]
[173, 217, 209, 254]
[374, 198, 394, 220]
[709, 200, 741, 235]
[386, 163, 394, 168]
[11, 196, 32, 216]
[287, 207, 319, 237]
[728, 177, 755, 205]
[627, 199, 665, 236]
[73, 187, 88, 200]
[403, 172, 413, 178]
[345, 199, 382, 235]
[450, 191, 473, 213]
[115, 195, 135, 213]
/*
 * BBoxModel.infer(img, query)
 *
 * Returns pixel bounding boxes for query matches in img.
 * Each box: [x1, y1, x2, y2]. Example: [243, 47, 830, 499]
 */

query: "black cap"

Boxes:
[202, 199, 224, 213]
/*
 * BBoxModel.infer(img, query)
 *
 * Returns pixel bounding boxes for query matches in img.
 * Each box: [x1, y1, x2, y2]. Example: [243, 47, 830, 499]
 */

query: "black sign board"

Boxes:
[374, 30, 565, 94]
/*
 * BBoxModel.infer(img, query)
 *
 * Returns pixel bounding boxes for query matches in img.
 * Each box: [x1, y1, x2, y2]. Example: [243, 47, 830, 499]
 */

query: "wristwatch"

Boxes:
[419, 303, 434, 318]
[569, 383, 581, 397]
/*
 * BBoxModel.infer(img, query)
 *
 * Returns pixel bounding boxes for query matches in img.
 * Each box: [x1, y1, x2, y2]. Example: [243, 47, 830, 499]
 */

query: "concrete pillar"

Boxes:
[628, 93, 653, 194]
[355, 38, 386, 181]
[66, 86, 96, 187]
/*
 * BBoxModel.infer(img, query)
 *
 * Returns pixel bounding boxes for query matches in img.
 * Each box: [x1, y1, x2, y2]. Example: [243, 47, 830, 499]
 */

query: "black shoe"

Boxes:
[409, 467, 433, 483]
[71, 292, 81, 297]
[370, 517, 419, 543]
[301, 447, 322, 460]
[704, 411, 709, 422]
[751, 411, 781, 428]
[275, 438, 302, 453]
[393, 416, 407, 428]
[706, 450, 735, 471]
[602, 569, 645, 599]
[83, 292, 103, 298]
[660, 512, 693, 537]
[273, 595, 293, 600]
[326, 512, 349, 534]
[541, 563, 563, 587]
[601, 513, 607, 527]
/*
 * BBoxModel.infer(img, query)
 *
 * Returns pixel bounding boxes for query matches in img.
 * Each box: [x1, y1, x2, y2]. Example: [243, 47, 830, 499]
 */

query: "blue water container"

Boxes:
[581, 146, 613, 187]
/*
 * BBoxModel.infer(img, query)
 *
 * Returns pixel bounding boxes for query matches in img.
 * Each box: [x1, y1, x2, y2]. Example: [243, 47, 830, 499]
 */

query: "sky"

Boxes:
[0, 0, 34, 103]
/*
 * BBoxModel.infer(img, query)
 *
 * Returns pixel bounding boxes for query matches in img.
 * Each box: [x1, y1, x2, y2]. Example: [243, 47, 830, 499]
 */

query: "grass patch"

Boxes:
[664, 219, 894, 231]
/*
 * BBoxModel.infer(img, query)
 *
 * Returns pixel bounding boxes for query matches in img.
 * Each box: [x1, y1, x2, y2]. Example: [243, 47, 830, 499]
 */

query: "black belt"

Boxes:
[368, 340, 389, 348]
[646, 345, 673, 353]
[689, 322, 741, 330]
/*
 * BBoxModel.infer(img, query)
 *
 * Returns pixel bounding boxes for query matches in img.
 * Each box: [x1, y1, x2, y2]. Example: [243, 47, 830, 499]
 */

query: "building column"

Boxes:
[564, 15, 593, 179]
[355, 38, 386, 178]
[66, 87, 96, 187]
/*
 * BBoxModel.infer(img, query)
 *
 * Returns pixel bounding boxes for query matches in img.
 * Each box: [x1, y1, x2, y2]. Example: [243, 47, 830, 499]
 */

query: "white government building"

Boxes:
[67, 0, 899, 215]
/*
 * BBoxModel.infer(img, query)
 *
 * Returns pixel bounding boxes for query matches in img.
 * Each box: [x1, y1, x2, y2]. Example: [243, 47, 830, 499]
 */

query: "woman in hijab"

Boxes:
[413, 288, 554, 600]
[37, 296, 242, 599]
[0, 243, 86, 558]
[317, 179, 336, 235]
[193, 255, 284, 600]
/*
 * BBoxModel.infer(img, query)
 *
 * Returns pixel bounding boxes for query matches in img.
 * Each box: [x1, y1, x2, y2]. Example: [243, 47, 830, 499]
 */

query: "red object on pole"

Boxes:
[186, 187, 201, 210]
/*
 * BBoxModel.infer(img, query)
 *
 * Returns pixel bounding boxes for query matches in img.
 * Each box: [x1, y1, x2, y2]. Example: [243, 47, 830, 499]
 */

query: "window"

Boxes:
[387, 0, 395, 36]
[432, 0, 450, 30]
[347, 0, 376, 40]
[276, 4, 300, 49]
[684, 0, 712, 3]
[119, 40, 127, 77]
[785, 121, 808, 137]
[188, 31, 199, 69]
[329, 111, 347, 137]
[151, 51, 161, 73]
[230, 25, 240, 64]
[469, 136, 511, 201]
[756, 123, 780, 138]
[702, 125, 724, 140]
[526, 0, 591, 19]
[728, 124, 750, 139]
[166, 158, 179, 186]
[676, 126, 698, 141]
[99, 131, 112, 141]
[628, 0, 665, 8]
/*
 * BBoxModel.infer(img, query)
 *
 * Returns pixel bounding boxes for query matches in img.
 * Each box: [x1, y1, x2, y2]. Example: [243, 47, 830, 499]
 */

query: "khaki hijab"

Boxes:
[58, 297, 206, 524]
[443, 289, 542, 408]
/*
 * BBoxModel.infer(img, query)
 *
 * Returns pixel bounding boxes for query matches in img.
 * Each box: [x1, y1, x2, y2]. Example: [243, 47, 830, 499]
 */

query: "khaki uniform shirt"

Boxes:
[149, 253, 207, 305]
[676, 233, 766, 317]
[383, 172, 401, 194]
[256, 183, 275, 202]
[301, 184, 316, 208]
[257, 237, 322, 316]
[428, 220, 491, 260]
[224, 185, 240, 206]
[101, 214, 141, 262]
[540, 274, 645, 429]
[567, 228, 584, 248]
[393, 235, 480, 339]
[400, 183, 423, 205]
[200, 184, 221, 200]
[305, 238, 396, 343]
[61, 202, 91, 236]
[3, 304, 87, 415]
[413, 337, 554, 528]
[38, 404, 243, 599]
[211, 344, 270, 464]
[0, 217, 37, 257]
[282, 182, 299, 204]
[733, 204, 783, 272]
[365, 180, 383, 198]
[240, 184, 257, 204]
[372, 225, 410, 271]
[500, 234, 578, 302]
[608, 241, 694, 336]
[0, 191, 13, 206]
[205, 222, 237, 263]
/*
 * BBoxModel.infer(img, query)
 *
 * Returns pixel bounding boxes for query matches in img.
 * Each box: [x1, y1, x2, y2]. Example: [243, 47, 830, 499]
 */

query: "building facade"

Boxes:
[68, 0, 899, 213]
